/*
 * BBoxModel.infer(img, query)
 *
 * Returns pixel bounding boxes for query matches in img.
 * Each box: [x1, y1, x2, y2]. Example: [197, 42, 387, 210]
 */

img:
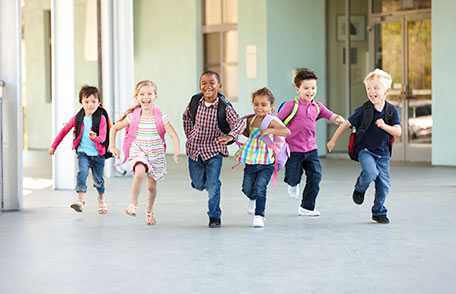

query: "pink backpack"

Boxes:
[122, 106, 166, 162]
[260, 114, 290, 181]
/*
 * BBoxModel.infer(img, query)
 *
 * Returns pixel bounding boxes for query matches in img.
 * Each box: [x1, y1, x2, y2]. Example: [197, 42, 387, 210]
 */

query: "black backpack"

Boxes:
[75, 107, 113, 159]
[188, 92, 234, 144]
[348, 101, 396, 161]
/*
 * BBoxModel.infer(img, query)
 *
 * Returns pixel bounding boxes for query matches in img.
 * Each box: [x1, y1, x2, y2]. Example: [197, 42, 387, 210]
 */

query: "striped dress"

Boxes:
[127, 113, 167, 180]
[238, 127, 274, 165]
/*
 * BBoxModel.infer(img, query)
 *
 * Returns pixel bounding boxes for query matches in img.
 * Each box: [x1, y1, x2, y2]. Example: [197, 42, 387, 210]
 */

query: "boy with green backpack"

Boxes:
[278, 68, 344, 216]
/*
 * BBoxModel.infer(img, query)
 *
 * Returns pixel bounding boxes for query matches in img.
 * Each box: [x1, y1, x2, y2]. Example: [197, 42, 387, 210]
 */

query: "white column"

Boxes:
[0, 0, 23, 210]
[51, 0, 76, 190]
[113, 0, 135, 118]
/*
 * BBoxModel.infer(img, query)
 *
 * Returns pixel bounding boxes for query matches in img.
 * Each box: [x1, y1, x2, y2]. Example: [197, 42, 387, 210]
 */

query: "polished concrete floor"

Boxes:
[1, 151, 455, 293]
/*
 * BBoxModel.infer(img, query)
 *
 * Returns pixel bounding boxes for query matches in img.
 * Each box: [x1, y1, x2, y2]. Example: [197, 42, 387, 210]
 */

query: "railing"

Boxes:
[0, 80, 4, 211]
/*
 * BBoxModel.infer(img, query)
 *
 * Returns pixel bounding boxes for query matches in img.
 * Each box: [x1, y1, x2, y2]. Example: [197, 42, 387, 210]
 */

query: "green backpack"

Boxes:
[277, 96, 320, 126]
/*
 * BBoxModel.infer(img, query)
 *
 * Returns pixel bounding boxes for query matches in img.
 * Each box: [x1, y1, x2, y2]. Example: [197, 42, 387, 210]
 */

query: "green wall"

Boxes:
[238, 0, 268, 116]
[134, 0, 200, 153]
[432, 0, 456, 166]
[266, 0, 328, 154]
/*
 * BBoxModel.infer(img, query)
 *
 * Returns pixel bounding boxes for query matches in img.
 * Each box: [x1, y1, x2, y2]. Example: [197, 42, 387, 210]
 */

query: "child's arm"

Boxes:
[329, 113, 346, 125]
[89, 115, 107, 144]
[49, 116, 76, 155]
[164, 122, 180, 163]
[217, 107, 246, 145]
[260, 118, 290, 137]
[327, 120, 351, 152]
[109, 117, 129, 159]
[376, 119, 402, 137]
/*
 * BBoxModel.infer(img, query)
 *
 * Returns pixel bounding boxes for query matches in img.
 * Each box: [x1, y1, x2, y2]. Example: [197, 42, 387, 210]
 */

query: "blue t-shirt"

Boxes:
[77, 116, 98, 156]
[348, 102, 400, 156]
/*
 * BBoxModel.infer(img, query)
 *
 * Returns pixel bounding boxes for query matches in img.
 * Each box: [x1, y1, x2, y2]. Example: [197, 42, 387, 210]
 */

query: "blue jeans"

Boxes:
[188, 154, 223, 219]
[76, 152, 105, 194]
[242, 164, 274, 217]
[355, 149, 391, 216]
[284, 150, 322, 211]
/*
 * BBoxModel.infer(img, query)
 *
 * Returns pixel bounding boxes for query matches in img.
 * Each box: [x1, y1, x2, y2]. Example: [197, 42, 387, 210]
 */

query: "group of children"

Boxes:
[49, 68, 401, 227]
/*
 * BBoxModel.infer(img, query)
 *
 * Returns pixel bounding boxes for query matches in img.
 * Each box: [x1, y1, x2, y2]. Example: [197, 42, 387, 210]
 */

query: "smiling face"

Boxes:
[200, 73, 221, 102]
[296, 79, 317, 102]
[365, 77, 388, 106]
[81, 94, 100, 116]
[135, 84, 157, 110]
[252, 94, 273, 117]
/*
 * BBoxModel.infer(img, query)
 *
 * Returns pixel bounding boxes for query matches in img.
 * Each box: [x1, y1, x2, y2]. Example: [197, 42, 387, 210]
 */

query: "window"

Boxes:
[202, 0, 239, 101]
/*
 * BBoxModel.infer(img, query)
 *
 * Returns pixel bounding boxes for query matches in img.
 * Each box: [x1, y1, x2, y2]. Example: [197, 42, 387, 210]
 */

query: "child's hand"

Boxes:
[334, 115, 345, 125]
[260, 128, 273, 136]
[376, 118, 386, 129]
[110, 147, 120, 159]
[217, 135, 234, 145]
[173, 153, 179, 163]
[326, 140, 336, 152]
[89, 131, 97, 139]
[48, 148, 55, 155]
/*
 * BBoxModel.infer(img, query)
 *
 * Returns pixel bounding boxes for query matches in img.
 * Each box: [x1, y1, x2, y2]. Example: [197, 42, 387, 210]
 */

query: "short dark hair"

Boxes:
[294, 68, 318, 88]
[252, 87, 275, 105]
[79, 85, 100, 103]
[200, 70, 221, 84]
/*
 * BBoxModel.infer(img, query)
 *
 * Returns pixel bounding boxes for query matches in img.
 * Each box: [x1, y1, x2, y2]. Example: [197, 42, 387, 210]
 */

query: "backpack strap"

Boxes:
[91, 108, 102, 135]
[282, 96, 300, 126]
[74, 108, 85, 139]
[355, 101, 374, 143]
[216, 93, 232, 134]
[152, 106, 167, 151]
[188, 94, 202, 126]
[259, 114, 281, 185]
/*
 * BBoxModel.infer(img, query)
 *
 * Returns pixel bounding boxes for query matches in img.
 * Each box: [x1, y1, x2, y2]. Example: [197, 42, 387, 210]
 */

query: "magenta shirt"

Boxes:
[277, 98, 333, 153]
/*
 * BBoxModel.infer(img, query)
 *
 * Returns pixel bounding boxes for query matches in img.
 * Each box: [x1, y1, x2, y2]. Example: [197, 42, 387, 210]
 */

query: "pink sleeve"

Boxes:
[50, 116, 76, 150]
[277, 101, 294, 121]
[91, 116, 107, 144]
[317, 102, 334, 120]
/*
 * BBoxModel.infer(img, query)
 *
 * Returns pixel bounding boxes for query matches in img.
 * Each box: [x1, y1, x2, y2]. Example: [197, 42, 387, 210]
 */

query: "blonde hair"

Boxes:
[363, 68, 392, 90]
[117, 80, 158, 122]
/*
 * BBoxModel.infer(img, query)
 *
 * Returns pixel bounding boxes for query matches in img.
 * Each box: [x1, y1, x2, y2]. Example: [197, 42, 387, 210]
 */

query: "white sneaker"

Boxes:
[247, 199, 256, 215]
[252, 215, 265, 228]
[287, 184, 300, 198]
[297, 207, 320, 217]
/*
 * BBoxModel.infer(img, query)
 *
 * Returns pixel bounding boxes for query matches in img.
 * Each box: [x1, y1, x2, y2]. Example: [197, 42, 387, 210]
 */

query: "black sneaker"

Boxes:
[372, 215, 390, 224]
[352, 190, 365, 205]
[208, 217, 221, 228]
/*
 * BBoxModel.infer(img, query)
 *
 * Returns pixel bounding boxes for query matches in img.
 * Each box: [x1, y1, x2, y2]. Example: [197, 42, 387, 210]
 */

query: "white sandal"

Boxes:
[125, 204, 137, 216]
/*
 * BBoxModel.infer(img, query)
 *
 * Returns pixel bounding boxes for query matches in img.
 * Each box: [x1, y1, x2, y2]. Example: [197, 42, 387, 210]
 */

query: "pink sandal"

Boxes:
[146, 211, 156, 225]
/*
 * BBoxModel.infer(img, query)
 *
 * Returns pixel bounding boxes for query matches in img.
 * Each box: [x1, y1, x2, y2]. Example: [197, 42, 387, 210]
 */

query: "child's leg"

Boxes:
[145, 176, 157, 225]
[75, 152, 89, 204]
[205, 155, 223, 220]
[252, 164, 274, 216]
[242, 164, 256, 200]
[284, 152, 304, 187]
[188, 157, 206, 191]
[146, 177, 157, 213]
[90, 156, 107, 214]
[355, 150, 379, 193]
[300, 150, 322, 211]
[372, 157, 390, 216]
[130, 163, 147, 207]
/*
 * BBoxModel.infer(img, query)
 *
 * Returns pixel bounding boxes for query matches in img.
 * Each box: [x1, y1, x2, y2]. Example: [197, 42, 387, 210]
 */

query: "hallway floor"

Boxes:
[1, 154, 455, 293]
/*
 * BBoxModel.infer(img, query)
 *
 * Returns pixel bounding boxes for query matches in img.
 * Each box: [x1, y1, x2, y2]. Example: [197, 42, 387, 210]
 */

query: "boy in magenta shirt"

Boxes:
[278, 68, 344, 216]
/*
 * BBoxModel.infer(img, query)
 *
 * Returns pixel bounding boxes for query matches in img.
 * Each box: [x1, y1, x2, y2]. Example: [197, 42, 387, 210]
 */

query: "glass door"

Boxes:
[370, 10, 431, 162]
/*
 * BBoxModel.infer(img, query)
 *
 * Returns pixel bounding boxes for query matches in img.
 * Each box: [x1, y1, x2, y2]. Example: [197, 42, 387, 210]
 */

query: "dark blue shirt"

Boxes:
[348, 103, 400, 156]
